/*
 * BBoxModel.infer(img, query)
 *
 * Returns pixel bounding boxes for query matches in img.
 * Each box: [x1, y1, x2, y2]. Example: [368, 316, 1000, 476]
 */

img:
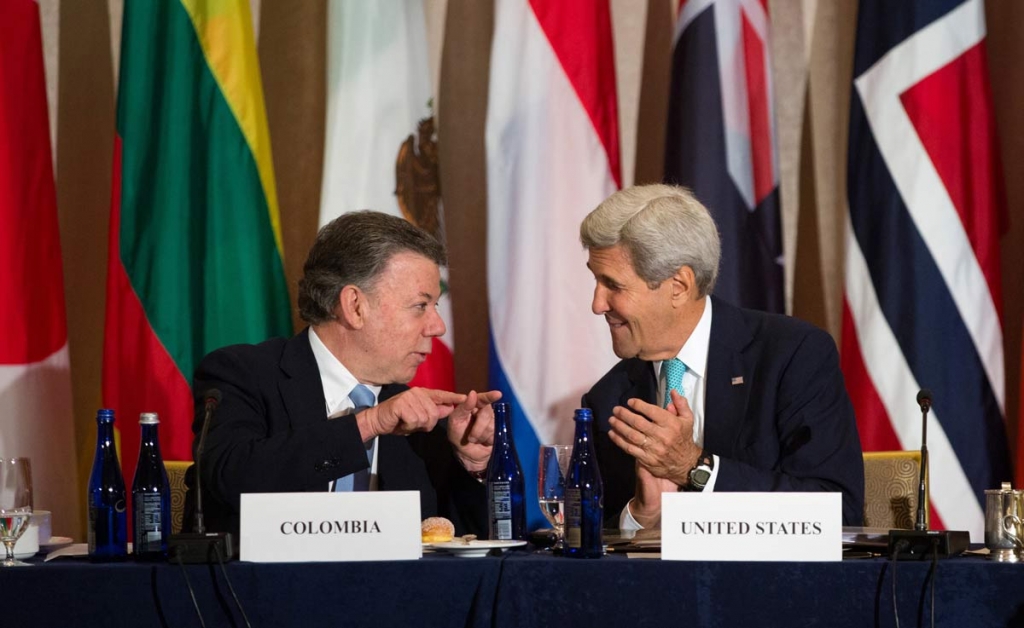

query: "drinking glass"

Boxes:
[537, 445, 571, 550]
[0, 458, 33, 567]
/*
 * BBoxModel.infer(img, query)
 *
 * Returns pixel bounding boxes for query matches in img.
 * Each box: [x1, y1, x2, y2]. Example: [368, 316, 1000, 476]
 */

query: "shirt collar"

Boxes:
[308, 327, 382, 415]
[655, 297, 713, 380]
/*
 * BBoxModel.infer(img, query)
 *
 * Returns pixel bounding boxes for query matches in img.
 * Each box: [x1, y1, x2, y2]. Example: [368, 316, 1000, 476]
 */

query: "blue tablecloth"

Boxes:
[3, 550, 1023, 627]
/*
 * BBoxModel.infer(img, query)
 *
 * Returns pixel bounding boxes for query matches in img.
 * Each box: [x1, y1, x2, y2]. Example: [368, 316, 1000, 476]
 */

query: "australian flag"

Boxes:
[842, 0, 1010, 540]
[664, 0, 783, 313]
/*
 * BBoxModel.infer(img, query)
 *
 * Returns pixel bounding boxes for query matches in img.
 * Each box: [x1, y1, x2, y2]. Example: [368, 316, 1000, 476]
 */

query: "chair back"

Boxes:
[862, 451, 927, 529]
[164, 460, 191, 535]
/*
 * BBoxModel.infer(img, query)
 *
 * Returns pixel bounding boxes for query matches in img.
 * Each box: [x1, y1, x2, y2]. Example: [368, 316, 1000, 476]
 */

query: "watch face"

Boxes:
[690, 468, 711, 488]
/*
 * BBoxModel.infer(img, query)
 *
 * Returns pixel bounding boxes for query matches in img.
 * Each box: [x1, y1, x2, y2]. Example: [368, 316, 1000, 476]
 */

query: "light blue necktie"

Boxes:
[333, 384, 376, 492]
[662, 358, 687, 409]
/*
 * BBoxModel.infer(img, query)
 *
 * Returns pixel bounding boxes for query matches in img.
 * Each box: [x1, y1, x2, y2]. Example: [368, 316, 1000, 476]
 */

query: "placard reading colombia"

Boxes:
[240, 492, 422, 562]
[279, 520, 382, 535]
[662, 493, 842, 562]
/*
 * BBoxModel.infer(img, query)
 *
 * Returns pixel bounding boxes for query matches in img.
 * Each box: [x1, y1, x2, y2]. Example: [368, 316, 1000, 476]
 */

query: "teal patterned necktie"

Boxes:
[662, 358, 687, 409]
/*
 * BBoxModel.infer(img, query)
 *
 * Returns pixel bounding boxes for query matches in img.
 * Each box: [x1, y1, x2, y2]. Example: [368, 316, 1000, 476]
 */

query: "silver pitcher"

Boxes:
[985, 482, 1023, 562]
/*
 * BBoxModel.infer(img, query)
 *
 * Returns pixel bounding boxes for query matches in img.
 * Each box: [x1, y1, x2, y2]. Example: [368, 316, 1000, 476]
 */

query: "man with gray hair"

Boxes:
[580, 184, 863, 529]
[185, 211, 497, 538]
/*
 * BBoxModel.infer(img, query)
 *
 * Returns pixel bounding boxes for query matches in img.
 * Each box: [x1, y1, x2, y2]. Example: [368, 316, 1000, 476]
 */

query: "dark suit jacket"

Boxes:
[582, 297, 865, 526]
[183, 329, 486, 538]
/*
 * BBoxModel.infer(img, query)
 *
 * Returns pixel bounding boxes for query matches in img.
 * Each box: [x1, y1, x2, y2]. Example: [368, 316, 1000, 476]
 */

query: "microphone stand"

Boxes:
[887, 390, 969, 559]
[168, 389, 235, 564]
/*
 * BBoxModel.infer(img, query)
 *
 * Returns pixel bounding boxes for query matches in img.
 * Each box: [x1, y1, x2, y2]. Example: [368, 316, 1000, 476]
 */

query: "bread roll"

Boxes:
[421, 516, 455, 543]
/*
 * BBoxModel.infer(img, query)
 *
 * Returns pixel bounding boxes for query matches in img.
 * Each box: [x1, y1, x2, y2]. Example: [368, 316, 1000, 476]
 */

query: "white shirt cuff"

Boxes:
[618, 455, 722, 530]
[619, 501, 643, 531]
[704, 454, 721, 491]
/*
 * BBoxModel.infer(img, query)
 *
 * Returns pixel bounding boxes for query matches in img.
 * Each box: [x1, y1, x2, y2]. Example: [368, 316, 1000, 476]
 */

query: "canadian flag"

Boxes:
[0, 0, 80, 531]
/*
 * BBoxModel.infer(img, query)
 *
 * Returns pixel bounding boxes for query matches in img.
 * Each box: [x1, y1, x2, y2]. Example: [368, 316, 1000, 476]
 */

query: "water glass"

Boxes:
[537, 445, 571, 550]
[0, 458, 33, 567]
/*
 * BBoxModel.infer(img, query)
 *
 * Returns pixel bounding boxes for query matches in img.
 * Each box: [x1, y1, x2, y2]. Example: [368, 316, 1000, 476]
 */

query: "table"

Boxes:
[496, 552, 1024, 627]
[2, 554, 501, 628]
[3, 550, 1023, 627]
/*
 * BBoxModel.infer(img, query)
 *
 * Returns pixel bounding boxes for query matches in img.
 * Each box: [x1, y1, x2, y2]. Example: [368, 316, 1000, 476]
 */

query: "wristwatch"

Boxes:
[684, 450, 714, 492]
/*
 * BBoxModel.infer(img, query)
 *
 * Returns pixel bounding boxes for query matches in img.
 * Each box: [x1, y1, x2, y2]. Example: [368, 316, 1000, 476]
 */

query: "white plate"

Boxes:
[40, 536, 74, 553]
[428, 540, 527, 557]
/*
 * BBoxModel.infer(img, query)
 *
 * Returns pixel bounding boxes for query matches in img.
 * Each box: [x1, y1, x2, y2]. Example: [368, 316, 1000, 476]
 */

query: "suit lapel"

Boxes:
[703, 298, 755, 454]
[279, 328, 329, 427]
[379, 384, 406, 403]
[623, 359, 657, 406]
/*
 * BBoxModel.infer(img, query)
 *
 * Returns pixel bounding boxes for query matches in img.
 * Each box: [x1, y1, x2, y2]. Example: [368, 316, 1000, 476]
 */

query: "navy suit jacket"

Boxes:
[582, 298, 865, 526]
[183, 329, 486, 538]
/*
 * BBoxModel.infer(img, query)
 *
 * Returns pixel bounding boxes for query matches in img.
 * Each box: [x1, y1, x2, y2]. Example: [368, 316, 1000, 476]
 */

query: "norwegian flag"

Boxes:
[664, 0, 783, 312]
[843, 0, 1011, 540]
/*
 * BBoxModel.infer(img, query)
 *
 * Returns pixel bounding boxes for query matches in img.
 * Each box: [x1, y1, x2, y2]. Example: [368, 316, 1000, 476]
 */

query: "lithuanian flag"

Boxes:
[103, 0, 292, 505]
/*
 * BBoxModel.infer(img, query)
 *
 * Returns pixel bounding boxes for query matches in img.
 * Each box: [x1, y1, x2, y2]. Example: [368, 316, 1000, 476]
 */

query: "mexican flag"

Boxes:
[319, 0, 454, 391]
[103, 0, 292, 511]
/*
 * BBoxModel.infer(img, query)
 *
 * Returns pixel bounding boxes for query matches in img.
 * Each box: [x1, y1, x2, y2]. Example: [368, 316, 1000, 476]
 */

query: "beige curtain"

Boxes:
[40, 0, 1024, 538]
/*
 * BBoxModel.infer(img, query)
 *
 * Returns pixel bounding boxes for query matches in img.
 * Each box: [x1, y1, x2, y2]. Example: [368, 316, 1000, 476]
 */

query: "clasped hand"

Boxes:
[608, 390, 701, 523]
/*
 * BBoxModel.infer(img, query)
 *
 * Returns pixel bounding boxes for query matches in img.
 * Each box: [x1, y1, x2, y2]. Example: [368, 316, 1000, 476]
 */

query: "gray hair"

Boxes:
[298, 210, 447, 324]
[579, 184, 720, 296]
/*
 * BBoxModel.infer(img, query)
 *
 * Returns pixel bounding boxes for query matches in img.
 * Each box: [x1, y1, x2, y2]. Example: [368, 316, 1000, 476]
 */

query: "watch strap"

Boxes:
[681, 449, 714, 491]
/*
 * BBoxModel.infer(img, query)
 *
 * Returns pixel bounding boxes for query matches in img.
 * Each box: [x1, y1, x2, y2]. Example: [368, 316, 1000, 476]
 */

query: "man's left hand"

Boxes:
[448, 390, 502, 474]
[608, 390, 701, 486]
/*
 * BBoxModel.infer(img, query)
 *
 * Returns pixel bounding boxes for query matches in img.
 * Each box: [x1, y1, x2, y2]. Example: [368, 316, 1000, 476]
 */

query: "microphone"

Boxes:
[913, 389, 931, 531]
[194, 388, 222, 535]
[168, 388, 234, 564]
[887, 389, 969, 559]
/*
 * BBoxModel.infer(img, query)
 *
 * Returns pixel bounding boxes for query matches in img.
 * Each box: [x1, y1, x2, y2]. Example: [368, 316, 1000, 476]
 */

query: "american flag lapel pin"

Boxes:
[731, 376, 744, 386]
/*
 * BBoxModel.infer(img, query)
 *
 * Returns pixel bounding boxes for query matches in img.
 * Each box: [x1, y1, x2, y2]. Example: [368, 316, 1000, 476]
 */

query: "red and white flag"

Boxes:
[486, 0, 622, 527]
[0, 0, 80, 530]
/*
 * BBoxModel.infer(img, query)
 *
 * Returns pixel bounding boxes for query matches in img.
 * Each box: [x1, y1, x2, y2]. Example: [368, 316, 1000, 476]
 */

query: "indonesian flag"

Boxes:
[0, 0, 81, 530]
[843, 0, 1011, 540]
[319, 0, 454, 391]
[486, 0, 622, 528]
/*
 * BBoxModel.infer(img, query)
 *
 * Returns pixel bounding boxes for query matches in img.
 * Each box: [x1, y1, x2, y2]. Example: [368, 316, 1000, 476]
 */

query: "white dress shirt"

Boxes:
[309, 328, 382, 490]
[621, 298, 720, 530]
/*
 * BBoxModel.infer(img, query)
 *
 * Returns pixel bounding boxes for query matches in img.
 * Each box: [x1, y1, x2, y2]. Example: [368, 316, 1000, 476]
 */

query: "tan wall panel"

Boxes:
[438, 0, 494, 394]
[56, 1, 117, 539]
[258, 0, 327, 331]
[987, 0, 1024, 454]
[633, 0, 672, 186]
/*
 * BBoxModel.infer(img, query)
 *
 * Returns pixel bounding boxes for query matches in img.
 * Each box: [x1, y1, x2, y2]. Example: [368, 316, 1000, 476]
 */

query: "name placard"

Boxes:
[240, 491, 422, 562]
[662, 492, 841, 562]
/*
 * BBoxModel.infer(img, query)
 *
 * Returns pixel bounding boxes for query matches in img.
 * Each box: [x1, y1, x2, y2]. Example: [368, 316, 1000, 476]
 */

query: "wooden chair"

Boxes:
[164, 460, 191, 535]
[862, 451, 927, 529]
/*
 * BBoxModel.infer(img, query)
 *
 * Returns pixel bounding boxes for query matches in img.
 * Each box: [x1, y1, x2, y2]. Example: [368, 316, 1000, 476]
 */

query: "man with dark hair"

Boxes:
[184, 211, 497, 537]
[580, 185, 864, 529]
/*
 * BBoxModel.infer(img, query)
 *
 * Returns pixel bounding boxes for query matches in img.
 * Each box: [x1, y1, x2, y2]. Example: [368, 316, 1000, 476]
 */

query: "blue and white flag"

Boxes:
[664, 0, 784, 312]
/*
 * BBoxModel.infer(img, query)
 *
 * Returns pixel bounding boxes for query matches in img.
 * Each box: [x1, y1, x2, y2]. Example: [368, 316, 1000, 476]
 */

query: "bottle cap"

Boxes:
[139, 412, 159, 425]
[574, 408, 593, 421]
[96, 408, 115, 423]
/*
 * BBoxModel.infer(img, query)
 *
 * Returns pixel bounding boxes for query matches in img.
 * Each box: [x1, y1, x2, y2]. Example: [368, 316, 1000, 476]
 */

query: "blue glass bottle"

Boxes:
[564, 408, 604, 558]
[486, 401, 526, 540]
[88, 409, 128, 560]
[132, 412, 171, 559]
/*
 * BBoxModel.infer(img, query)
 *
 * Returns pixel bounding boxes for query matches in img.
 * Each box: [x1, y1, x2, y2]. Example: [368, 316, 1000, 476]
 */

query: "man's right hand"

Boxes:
[356, 387, 468, 439]
[628, 461, 677, 529]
